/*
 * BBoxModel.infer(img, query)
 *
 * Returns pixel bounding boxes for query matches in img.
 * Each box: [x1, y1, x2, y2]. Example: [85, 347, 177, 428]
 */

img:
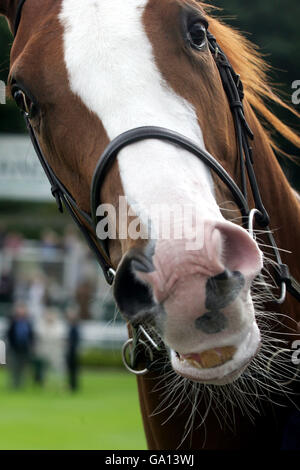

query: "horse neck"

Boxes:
[246, 104, 300, 321]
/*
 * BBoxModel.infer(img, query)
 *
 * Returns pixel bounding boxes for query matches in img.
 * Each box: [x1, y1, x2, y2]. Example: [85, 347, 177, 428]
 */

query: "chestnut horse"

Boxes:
[1, 0, 300, 450]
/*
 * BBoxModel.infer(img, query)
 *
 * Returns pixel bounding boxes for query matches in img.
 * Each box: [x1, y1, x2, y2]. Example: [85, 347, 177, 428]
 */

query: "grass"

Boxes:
[0, 369, 147, 450]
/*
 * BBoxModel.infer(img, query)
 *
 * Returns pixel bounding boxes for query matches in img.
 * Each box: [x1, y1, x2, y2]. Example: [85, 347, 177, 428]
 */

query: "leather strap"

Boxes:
[24, 115, 115, 284]
[14, 0, 26, 36]
[91, 126, 250, 228]
[12, 3, 300, 304]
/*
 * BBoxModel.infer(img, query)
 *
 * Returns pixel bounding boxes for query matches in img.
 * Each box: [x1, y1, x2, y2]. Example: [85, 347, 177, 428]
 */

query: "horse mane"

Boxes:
[200, 2, 300, 157]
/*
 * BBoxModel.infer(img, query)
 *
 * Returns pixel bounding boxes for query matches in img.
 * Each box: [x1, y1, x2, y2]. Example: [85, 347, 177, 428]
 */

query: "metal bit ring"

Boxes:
[122, 338, 154, 375]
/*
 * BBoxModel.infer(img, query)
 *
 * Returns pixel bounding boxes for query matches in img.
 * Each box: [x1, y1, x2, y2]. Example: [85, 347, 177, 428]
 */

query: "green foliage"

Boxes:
[210, 0, 300, 84]
[208, 1, 300, 187]
[0, 200, 73, 238]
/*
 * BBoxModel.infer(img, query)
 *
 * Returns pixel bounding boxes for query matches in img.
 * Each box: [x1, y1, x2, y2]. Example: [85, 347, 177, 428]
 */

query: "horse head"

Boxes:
[2, 0, 299, 396]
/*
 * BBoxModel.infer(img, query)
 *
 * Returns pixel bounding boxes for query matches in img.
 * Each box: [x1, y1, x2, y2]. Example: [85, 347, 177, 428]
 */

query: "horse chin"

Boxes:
[169, 322, 261, 385]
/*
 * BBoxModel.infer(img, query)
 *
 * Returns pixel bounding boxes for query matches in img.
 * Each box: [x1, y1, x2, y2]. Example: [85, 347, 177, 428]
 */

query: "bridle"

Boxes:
[12, 0, 300, 373]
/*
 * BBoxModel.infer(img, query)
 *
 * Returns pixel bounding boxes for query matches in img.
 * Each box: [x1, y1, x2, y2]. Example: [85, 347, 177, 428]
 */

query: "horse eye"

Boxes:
[13, 89, 36, 118]
[187, 22, 207, 50]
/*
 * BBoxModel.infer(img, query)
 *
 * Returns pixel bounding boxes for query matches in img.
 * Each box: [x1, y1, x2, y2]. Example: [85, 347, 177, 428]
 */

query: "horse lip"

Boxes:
[172, 352, 255, 384]
[170, 323, 261, 383]
[178, 361, 249, 384]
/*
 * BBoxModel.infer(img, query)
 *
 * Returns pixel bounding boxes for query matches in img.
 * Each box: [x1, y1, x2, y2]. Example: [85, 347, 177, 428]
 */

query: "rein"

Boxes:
[12, 0, 300, 373]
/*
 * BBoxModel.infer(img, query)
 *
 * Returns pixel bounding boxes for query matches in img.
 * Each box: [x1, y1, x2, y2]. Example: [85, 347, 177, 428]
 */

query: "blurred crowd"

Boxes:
[6, 301, 80, 391]
[0, 224, 114, 391]
[0, 224, 108, 317]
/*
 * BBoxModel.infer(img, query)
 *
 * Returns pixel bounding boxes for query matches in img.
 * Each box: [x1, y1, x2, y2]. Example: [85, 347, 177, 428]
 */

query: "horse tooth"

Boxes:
[188, 359, 203, 369]
[179, 346, 237, 370]
[199, 346, 237, 368]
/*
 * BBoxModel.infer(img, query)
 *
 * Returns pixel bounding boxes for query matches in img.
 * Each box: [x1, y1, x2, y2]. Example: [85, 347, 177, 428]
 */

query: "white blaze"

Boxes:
[59, 0, 221, 233]
[59, 1, 263, 383]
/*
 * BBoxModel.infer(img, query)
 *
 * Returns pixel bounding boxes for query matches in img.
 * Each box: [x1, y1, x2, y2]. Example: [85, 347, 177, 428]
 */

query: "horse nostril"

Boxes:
[195, 310, 228, 334]
[195, 270, 244, 334]
[113, 247, 156, 319]
[206, 270, 245, 311]
[213, 269, 231, 281]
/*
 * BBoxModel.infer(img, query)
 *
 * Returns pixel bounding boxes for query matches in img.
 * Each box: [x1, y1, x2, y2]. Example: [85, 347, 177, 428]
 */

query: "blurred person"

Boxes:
[34, 308, 65, 378]
[13, 272, 30, 303]
[75, 280, 95, 320]
[6, 302, 34, 389]
[3, 232, 23, 255]
[40, 229, 61, 260]
[65, 308, 81, 392]
[63, 226, 85, 295]
[0, 223, 7, 249]
[27, 271, 46, 321]
[45, 276, 67, 309]
[63, 225, 81, 255]
[0, 267, 14, 303]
